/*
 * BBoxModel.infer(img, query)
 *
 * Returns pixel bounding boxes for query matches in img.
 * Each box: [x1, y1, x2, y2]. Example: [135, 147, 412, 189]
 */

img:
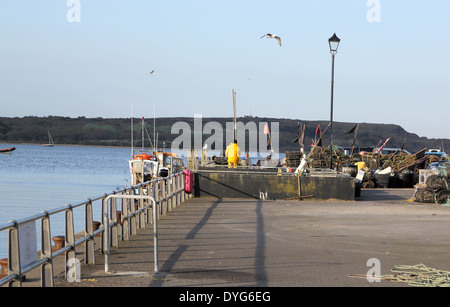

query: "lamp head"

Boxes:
[328, 33, 341, 54]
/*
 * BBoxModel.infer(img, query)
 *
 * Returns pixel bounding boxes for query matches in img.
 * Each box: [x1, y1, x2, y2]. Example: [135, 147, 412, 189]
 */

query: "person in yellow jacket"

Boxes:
[225, 140, 241, 168]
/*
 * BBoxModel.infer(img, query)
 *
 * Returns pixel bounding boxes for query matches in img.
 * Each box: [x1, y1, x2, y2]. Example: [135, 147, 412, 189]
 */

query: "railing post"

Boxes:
[155, 181, 160, 220]
[40, 211, 54, 287]
[100, 194, 107, 253]
[139, 185, 145, 228]
[65, 205, 76, 281]
[117, 197, 123, 241]
[110, 195, 118, 248]
[145, 182, 152, 224]
[130, 189, 137, 235]
[152, 195, 159, 274]
[168, 177, 173, 212]
[181, 172, 186, 202]
[102, 197, 110, 273]
[122, 190, 130, 241]
[161, 179, 167, 216]
[85, 199, 95, 265]
[176, 174, 181, 207]
[8, 221, 21, 287]
[172, 176, 177, 208]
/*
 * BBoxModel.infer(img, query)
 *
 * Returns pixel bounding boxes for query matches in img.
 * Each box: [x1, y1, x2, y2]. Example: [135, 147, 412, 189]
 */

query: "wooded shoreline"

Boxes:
[0, 116, 447, 153]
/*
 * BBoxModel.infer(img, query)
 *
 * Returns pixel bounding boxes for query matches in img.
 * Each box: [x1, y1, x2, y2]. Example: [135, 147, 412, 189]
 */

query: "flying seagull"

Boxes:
[260, 33, 281, 46]
[147, 70, 155, 75]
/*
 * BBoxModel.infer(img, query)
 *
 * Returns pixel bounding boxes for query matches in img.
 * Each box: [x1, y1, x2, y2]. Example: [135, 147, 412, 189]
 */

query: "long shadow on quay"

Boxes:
[148, 198, 222, 286]
[148, 198, 268, 287]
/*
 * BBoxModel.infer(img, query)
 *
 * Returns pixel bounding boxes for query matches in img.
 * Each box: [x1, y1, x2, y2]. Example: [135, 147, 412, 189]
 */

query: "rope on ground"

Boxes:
[349, 264, 450, 287]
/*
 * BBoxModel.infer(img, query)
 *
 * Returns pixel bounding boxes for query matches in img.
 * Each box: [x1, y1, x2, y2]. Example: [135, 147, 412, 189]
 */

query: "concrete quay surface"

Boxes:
[52, 188, 450, 287]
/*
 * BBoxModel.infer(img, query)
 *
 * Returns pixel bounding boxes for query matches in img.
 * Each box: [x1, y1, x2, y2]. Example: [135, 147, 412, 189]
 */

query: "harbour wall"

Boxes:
[193, 169, 357, 200]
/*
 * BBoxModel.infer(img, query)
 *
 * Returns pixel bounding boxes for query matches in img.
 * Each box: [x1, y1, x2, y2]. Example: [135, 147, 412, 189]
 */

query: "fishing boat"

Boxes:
[42, 131, 54, 147]
[0, 147, 16, 154]
[128, 117, 184, 185]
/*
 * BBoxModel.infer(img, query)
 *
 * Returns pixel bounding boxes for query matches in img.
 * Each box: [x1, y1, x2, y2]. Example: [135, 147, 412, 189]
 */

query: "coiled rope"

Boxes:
[349, 264, 450, 287]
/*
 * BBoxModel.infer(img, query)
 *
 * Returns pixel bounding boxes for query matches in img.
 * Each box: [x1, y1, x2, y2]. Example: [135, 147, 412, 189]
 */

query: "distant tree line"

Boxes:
[0, 116, 448, 154]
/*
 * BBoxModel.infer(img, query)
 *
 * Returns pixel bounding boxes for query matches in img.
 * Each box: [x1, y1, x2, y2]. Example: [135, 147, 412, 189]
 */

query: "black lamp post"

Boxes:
[328, 33, 340, 169]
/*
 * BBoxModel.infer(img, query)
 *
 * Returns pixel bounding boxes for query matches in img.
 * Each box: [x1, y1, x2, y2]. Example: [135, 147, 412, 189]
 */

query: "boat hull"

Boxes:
[0, 147, 16, 154]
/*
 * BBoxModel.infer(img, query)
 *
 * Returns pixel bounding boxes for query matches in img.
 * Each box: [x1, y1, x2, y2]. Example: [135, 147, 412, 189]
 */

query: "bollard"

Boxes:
[52, 236, 65, 252]
[116, 211, 123, 225]
[0, 258, 25, 281]
[93, 221, 101, 236]
[93, 221, 101, 230]
[0, 258, 7, 279]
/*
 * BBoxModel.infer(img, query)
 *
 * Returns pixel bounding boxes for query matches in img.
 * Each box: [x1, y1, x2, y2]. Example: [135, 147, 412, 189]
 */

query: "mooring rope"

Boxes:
[349, 264, 450, 287]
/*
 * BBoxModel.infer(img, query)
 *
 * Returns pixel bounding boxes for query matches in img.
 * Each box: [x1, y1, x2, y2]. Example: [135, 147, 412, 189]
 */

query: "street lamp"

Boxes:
[328, 33, 340, 169]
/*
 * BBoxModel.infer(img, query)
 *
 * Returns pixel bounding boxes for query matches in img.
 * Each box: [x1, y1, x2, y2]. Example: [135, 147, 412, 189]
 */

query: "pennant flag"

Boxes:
[377, 137, 391, 153]
[400, 138, 406, 152]
[292, 122, 305, 147]
[345, 124, 358, 135]
[349, 123, 359, 148]
[263, 123, 271, 150]
[372, 140, 382, 152]
[267, 132, 272, 150]
[298, 123, 305, 147]
[312, 125, 322, 147]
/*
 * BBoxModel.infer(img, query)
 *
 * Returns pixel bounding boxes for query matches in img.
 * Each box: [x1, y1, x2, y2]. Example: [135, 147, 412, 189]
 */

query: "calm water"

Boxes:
[0, 144, 133, 259]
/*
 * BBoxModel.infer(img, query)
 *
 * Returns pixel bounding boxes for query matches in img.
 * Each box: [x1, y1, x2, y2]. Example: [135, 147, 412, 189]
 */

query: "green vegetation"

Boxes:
[0, 116, 447, 153]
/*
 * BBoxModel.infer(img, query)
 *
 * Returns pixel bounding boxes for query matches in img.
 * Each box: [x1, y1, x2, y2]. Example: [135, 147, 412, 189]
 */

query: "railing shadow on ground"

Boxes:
[147, 198, 268, 287]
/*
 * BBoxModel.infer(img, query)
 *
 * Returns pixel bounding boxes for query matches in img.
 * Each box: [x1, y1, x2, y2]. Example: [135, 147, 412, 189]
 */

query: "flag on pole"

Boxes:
[312, 125, 322, 147]
[377, 137, 391, 154]
[400, 138, 406, 152]
[263, 123, 271, 150]
[345, 124, 358, 135]
[232, 89, 237, 141]
[292, 122, 305, 148]
[347, 123, 360, 156]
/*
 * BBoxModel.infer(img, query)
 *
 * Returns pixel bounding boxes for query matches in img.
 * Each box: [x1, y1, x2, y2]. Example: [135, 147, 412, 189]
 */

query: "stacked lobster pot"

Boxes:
[285, 151, 303, 168]
[412, 162, 450, 204]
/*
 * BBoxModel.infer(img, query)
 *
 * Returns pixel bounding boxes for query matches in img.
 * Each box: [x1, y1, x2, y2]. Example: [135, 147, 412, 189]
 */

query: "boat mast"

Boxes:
[141, 117, 145, 151]
[232, 89, 237, 141]
[131, 104, 134, 158]
[154, 104, 156, 152]
[48, 131, 53, 144]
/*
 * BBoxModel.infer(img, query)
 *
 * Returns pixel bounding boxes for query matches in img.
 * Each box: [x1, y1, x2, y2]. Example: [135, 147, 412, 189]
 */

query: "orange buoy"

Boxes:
[134, 153, 151, 160]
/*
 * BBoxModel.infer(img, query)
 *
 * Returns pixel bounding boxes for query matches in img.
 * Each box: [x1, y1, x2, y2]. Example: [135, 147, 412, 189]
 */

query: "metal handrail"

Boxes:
[0, 171, 187, 287]
[102, 194, 158, 274]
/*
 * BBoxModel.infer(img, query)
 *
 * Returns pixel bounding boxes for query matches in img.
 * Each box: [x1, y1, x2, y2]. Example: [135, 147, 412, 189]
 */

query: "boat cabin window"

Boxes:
[164, 156, 172, 168]
[143, 161, 154, 173]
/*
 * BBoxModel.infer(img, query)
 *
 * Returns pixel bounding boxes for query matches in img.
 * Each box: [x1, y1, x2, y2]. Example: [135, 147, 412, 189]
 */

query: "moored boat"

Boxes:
[0, 147, 16, 154]
[42, 131, 54, 147]
[128, 117, 185, 185]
